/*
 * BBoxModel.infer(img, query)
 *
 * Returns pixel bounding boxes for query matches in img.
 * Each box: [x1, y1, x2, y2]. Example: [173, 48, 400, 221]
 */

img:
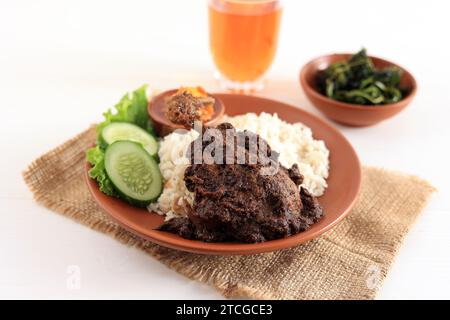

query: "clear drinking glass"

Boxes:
[208, 0, 282, 93]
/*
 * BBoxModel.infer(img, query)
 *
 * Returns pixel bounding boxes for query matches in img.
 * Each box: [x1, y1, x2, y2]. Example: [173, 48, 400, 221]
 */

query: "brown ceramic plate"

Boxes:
[300, 53, 417, 126]
[85, 94, 361, 255]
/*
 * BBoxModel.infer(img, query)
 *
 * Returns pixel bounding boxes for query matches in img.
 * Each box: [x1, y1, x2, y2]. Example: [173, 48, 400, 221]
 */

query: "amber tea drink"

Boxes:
[209, 0, 282, 92]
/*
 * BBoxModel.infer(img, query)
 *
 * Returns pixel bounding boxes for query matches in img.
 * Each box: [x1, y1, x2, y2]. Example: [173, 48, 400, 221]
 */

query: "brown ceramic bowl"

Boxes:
[148, 89, 225, 136]
[86, 94, 361, 255]
[300, 53, 417, 126]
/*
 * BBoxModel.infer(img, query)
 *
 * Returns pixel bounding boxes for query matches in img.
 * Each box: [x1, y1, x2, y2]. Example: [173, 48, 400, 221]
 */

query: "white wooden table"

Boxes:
[1, 0, 449, 299]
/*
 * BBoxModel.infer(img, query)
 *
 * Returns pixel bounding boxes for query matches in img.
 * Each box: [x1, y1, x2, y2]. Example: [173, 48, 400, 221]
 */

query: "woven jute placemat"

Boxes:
[23, 127, 435, 299]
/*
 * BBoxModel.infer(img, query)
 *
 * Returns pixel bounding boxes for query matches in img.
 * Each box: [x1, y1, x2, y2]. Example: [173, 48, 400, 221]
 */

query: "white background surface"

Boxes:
[1, 0, 449, 299]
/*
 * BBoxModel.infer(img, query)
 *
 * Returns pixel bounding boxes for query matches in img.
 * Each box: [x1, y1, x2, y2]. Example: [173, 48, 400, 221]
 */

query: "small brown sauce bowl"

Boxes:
[300, 54, 417, 127]
[148, 89, 225, 136]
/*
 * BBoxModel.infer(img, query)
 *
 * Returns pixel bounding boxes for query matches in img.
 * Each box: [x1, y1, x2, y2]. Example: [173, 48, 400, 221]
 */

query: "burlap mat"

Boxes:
[23, 127, 435, 300]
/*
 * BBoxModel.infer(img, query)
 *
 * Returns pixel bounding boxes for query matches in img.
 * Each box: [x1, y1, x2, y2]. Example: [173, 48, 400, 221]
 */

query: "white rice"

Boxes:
[148, 112, 329, 220]
[148, 129, 198, 219]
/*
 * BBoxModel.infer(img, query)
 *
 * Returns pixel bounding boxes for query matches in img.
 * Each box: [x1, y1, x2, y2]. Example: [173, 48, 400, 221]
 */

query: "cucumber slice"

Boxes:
[104, 141, 162, 206]
[100, 122, 158, 157]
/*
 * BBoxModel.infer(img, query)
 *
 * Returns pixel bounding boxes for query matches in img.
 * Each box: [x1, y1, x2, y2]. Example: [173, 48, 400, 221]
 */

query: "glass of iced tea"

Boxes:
[209, 0, 282, 93]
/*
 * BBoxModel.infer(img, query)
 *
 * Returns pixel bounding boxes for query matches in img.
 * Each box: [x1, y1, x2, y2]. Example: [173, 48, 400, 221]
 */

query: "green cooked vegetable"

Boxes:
[316, 49, 409, 105]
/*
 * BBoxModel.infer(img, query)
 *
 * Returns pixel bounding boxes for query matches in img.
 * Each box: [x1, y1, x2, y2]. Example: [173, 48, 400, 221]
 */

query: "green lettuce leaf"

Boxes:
[87, 85, 155, 198]
[96, 84, 154, 141]
[86, 145, 117, 197]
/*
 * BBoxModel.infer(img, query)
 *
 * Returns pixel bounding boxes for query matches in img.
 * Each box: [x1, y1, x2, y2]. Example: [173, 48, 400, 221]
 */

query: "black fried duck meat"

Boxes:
[158, 123, 324, 243]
